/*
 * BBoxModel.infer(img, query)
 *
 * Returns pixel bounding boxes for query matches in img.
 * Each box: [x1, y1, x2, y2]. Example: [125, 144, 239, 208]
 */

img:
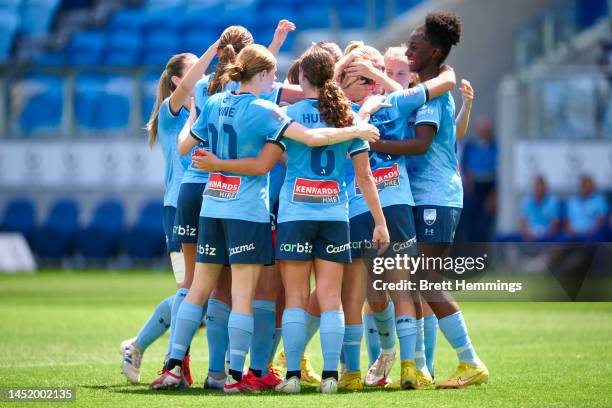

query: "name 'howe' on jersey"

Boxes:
[190, 91, 292, 223]
[346, 84, 428, 219]
[277, 99, 368, 223]
[405, 92, 463, 208]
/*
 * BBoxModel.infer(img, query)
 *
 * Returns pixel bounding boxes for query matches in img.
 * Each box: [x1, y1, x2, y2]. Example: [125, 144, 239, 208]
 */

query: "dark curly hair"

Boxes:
[424, 12, 461, 64]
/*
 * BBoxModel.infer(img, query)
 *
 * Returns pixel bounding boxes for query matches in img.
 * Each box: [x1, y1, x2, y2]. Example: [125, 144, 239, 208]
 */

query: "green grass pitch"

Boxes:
[1, 270, 611, 407]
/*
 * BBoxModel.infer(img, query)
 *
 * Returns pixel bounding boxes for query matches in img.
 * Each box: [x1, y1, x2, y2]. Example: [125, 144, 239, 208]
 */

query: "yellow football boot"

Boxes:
[338, 371, 363, 391]
[300, 353, 321, 384]
[436, 362, 489, 389]
[400, 360, 419, 389]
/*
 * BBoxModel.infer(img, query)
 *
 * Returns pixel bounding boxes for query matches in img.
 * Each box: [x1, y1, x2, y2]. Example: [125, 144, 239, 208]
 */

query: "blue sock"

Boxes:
[424, 315, 438, 375]
[396, 315, 416, 362]
[269, 327, 282, 364]
[168, 301, 202, 361]
[320, 310, 345, 371]
[305, 312, 320, 347]
[135, 295, 173, 351]
[282, 308, 307, 372]
[168, 288, 188, 355]
[415, 318, 426, 371]
[205, 299, 230, 374]
[372, 303, 395, 350]
[438, 311, 481, 366]
[343, 324, 363, 372]
[228, 311, 254, 374]
[364, 313, 381, 366]
[250, 300, 275, 375]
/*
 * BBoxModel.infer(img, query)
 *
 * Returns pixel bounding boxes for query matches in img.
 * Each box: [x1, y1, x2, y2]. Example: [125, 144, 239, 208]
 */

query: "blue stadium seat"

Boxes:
[20, 0, 60, 37]
[143, 29, 179, 67]
[106, 8, 146, 31]
[14, 72, 64, 135]
[335, 0, 367, 29]
[67, 29, 105, 66]
[183, 28, 217, 55]
[76, 199, 124, 259]
[255, 4, 297, 30]
[59, 0, 93, 10]
[395, 0, 422, 15]
[124, 200, 165, 259]
[296, 3, 331, 30]
[142, 7, 184, 33]
[103, 29, 141, 67]
[74, 72, 133, 132]
[1, 197, 36, 244]
[0, 0, 22, 12]
[141, 71, 159, 125]
[0, 11, 19, 63]
[34, 198, 79, 259]
[33, 50, 66, 67]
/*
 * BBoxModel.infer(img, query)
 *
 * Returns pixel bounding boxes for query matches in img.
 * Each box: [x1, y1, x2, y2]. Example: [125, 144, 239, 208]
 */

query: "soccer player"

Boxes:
[370, 12, 489, 389]
[150, 44, 380, 392]
[120, 43, 218, 385]
[337, 46, 456, 390]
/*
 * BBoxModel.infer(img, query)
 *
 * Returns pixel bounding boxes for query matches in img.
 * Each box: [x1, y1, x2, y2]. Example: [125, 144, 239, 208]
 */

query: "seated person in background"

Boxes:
[520, 175, 561, 242]
[564, 174, 609, 242]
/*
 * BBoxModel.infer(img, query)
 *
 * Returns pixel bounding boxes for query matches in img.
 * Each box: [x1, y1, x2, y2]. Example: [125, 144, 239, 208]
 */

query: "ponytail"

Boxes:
[318, 79, 353, 128]
[207, 25, 254, 95]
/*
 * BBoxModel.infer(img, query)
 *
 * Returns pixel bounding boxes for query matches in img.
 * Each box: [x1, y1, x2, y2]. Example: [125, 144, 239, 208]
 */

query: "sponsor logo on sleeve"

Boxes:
[292, 178, 340, 204]
[204, 172, 241, 200]
[355, 163, 400, 195]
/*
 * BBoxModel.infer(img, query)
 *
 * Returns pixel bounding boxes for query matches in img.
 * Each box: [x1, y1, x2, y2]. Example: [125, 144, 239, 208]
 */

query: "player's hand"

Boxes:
[273, 19, 296, 44]
[344, 59, 378, 80]
[191, 149, 219, 172]
[356, 123, 380, 143]
[361, 94, 392, 117]
[372, 224, 390, 256]
[460, 79, 474, 105]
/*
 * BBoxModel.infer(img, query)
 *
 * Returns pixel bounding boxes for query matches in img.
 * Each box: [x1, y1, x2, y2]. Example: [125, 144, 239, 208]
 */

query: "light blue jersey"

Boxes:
[347, 85, 428, 218]
[157, 98, 191, 207]
[566, 193, 608, 234]
[183, 75, 284, 185]
[521, 194, 560, 237]
[405, 92, 463, 208]
[190, 91, 293, 223]
[277, 99, 368, 223]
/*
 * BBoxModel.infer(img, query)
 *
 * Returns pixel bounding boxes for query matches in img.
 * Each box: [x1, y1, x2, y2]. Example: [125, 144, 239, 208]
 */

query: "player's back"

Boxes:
[194, 91, 291, 223]
[279, 99, 368, 223]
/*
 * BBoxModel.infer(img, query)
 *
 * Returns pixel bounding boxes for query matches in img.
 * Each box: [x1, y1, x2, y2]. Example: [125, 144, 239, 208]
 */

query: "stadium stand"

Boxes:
[124, 200, 165, 259]
[76, 199, 124, 260]
[34, 198, 79, 259]
[0, 197, 37, 245]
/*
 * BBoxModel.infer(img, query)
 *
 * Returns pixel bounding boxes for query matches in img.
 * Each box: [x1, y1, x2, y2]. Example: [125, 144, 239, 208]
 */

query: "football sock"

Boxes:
[228, 311, 254, 376]
[168, 301, 201, 362]
[415, 318, 427, 371]
[396, 315, 417, 362]
[320, 310, 345, 372]
[205, 299, 230, 374]
[135, 295, 173, 351]
[438, 311, 482, 366]
[282, 308, 307, 375]
[250, 300, 275, 376]
[424, 314, 438, 375]
[305, 312, 320, 346]
[343, 324, 363, 372]
[168, 287, 188, 355]
[364, 312, 381, 366]
[372, 302, 395, 351]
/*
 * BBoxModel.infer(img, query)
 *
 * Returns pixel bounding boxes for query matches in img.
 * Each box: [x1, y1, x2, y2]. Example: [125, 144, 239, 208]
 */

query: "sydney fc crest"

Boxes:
[423, 208, 437, 226]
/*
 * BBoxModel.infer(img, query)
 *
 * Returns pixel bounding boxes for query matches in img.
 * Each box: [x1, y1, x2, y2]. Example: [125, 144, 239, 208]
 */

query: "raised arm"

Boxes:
[343, 59, 402, 93]
[169, 41, 219, 114]
[370, 124, 435, 156]
[178, 98, 199, 155]
[283, 121, 379, 147]
[455, 79, 474, 140]
[191, 143, 284, 176]
[268, 19, 296, 56]
[420, 65, 456, 100]
[351, 152, 390, 254]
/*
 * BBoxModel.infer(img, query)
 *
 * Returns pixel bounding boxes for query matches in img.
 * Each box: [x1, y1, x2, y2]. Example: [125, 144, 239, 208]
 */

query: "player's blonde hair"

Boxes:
[384, 45, 408, 61]
[146, 53, 195, 147]
[207, 25, 254, 95]
[222, 44, 276, 84]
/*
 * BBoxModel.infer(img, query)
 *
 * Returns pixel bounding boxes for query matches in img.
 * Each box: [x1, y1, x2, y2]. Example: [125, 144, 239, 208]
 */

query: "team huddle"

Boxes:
[120, 11, 489, 394]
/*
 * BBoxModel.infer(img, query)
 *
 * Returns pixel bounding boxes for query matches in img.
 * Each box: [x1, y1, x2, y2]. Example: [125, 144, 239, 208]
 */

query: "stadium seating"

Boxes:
[124, 200, 165, 259]
[103, 29, 141, 67]
[0, 197, 37, 244]
[74, 72, 133, 133]
[141, 71, 160, 124]
[76, 199, 124, 259]
[0, 9, 19, 63]
[20, 0, 60, 37]
[34, 198, 79, 259]
[14, 72, 64, 135]
[67, 29, 105, 66]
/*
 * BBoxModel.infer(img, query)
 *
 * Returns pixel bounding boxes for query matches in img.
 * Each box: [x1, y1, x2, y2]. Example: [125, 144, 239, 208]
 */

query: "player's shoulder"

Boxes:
[247, 97, 283, 116]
